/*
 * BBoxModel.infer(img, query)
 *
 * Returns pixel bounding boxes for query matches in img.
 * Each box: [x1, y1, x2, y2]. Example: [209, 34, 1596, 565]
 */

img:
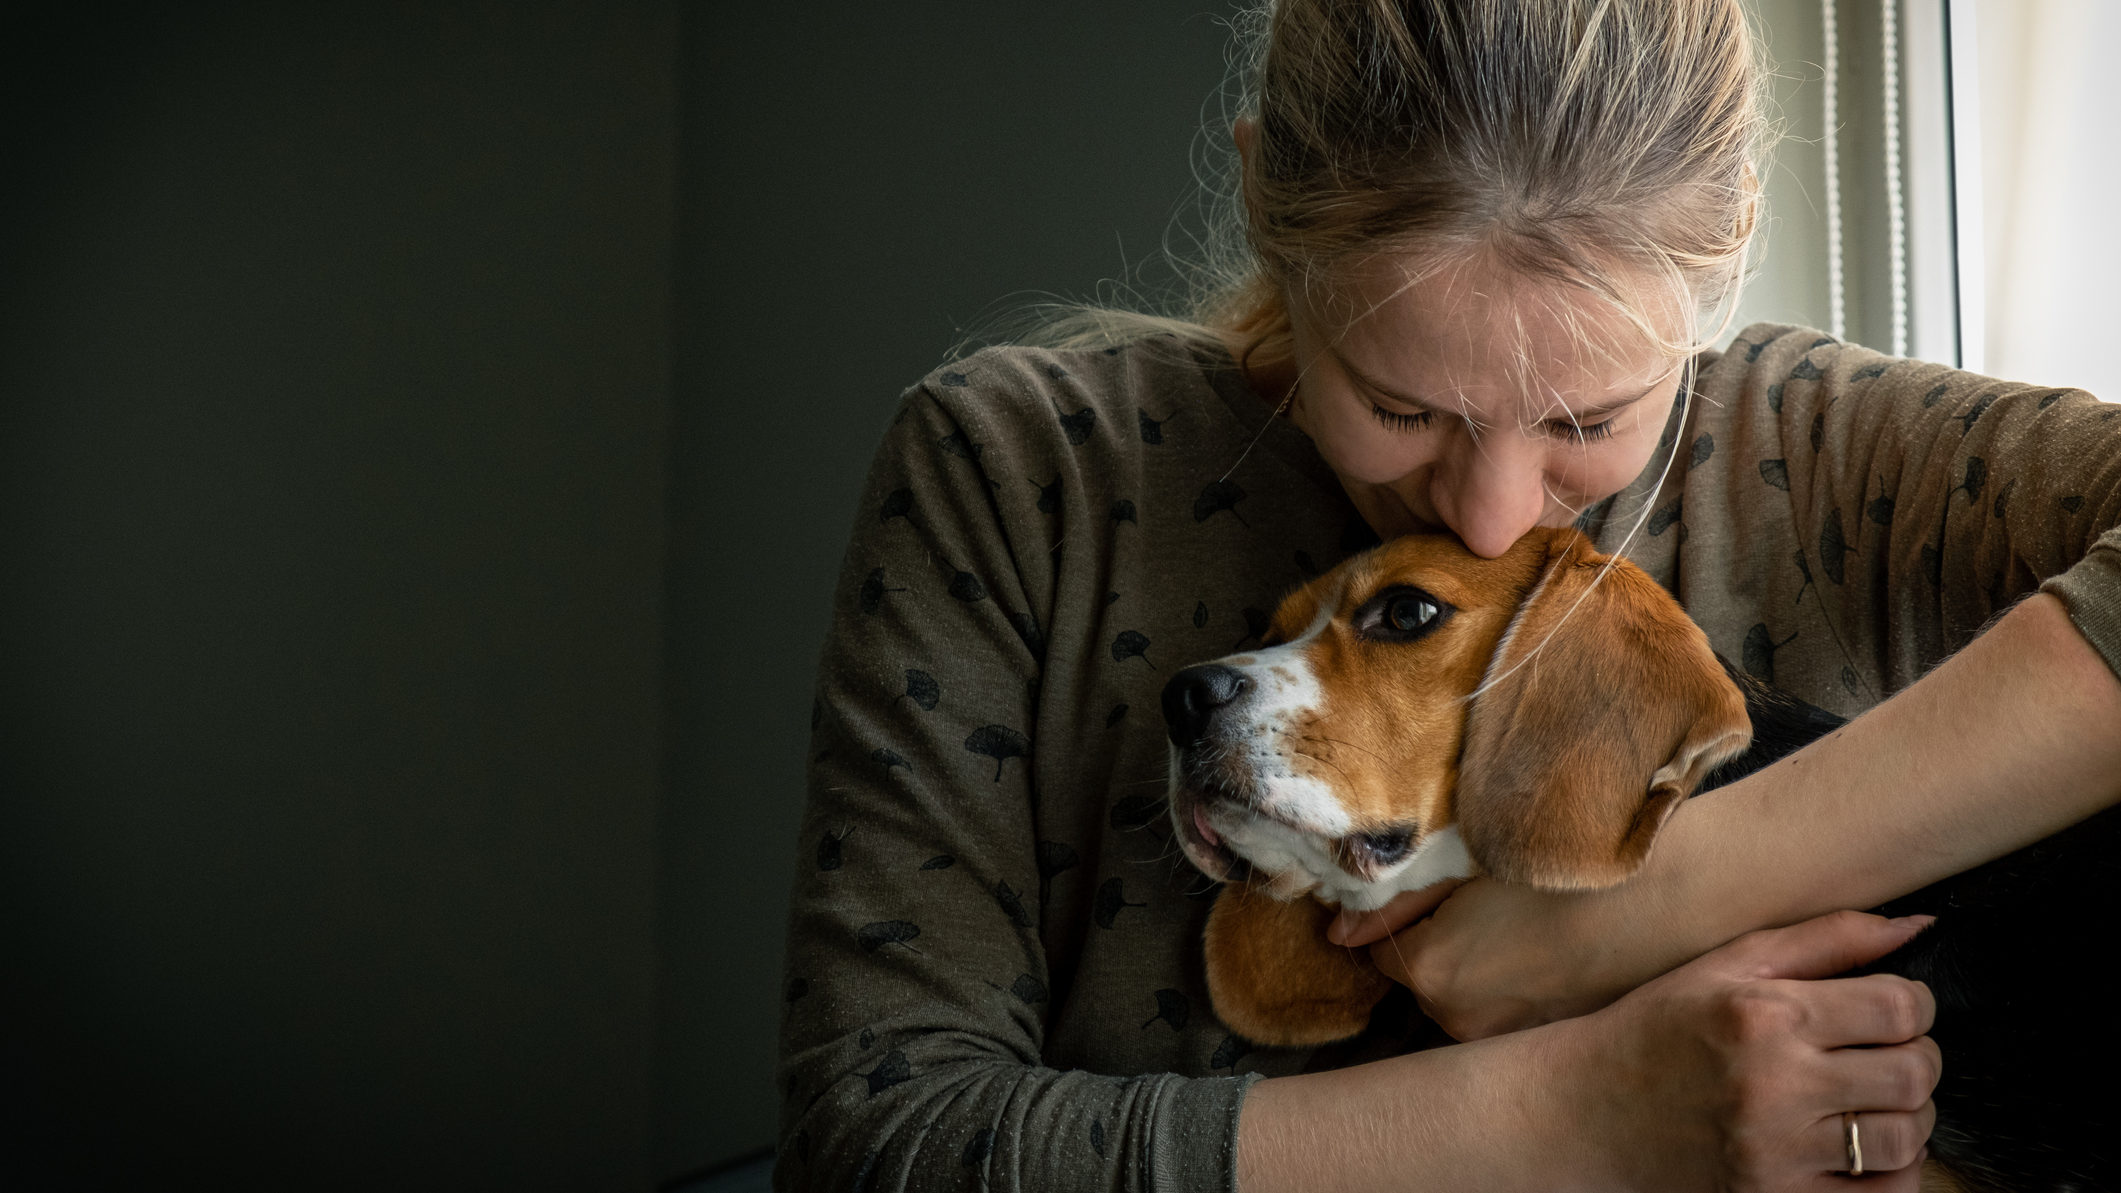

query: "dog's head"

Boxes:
[1162, 527, 1750, 910]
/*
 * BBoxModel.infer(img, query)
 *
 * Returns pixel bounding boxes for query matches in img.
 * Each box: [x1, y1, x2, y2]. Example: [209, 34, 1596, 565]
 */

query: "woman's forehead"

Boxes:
[1314, 254, 1683, 415]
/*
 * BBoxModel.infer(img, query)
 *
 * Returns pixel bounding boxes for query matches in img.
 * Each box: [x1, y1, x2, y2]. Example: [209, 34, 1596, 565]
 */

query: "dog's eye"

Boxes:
[1358, 586, 1450, 641]
[1386, 594, 1439, 633]
[1355, 829, 1413, 865]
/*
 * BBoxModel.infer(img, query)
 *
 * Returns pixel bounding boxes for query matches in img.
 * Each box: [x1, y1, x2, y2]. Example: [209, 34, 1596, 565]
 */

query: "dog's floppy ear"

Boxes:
[1455, 531, 1752, 890]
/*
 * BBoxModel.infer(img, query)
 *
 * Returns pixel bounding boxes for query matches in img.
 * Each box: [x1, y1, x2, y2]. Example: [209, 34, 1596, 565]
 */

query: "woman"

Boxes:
[775, 1, 2121, 1189]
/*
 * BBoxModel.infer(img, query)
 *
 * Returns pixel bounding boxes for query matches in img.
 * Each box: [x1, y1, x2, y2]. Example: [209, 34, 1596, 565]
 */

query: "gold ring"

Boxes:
[1843, 1111, 1865, 1177]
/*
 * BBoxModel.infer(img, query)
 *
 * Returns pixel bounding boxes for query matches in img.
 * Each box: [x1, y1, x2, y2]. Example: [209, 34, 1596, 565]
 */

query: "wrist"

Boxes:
[1235, 1023, 1610, 1193]
[1584, 797, 1753, 995]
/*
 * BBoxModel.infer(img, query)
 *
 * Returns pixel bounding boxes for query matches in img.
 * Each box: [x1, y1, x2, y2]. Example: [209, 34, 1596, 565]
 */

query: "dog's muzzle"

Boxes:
[1161, 664, 1261, 882]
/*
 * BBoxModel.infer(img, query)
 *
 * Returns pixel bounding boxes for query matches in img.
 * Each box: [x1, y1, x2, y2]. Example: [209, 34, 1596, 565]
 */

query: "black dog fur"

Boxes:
[1706, 659, 2121, 1193]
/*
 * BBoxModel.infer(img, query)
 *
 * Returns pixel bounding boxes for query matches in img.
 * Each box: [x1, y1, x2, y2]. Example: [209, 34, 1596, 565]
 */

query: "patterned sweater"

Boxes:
[774, 325, 2121, 1192]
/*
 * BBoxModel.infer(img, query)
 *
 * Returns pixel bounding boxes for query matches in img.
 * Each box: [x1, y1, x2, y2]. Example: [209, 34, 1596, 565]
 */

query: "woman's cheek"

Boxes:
[1557, 448, 1644, 498]
[1315, 414, 1428, 484]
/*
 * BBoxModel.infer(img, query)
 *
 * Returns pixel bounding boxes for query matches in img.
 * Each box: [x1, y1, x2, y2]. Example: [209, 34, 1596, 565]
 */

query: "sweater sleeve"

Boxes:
[773, 383, 1254, 1193]
[1735, 326, 2121, 688]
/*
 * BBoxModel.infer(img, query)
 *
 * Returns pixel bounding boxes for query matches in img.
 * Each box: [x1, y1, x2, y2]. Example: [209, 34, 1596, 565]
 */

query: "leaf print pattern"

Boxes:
[994, 880, 1031, 928]
[862, 1050, 911, 1096]
[1055, 404, 1097, 445]
[937, 429, 982, 461]
[860, 567, 908, 614]
[1028, 476, 1062, 513]
[1141, 988, 1190, 1031]
[1688, 433, 1714, 470]
[818, 827, 850, 871]
[1867, 477, 1895, 526]
[946, 567, 987, 602]
[1192, 479, 1247, 524]
[1008, 611, 1044, 659]
[1957, 394, 1997, 434]
[857, 921, 923, 953]
[1034, 839, 1079, 890]
[1138, 408, 1173, 444]
[964, 725, 1029, 780]
[1742, 623, 1797, 683]
[1953, 457, 1988, 503]
[1649, 497, 1683, 536]
[1094, 878, 1148, 928]
[901, 669, 940, 710]
[1820, 509, 1853, 584]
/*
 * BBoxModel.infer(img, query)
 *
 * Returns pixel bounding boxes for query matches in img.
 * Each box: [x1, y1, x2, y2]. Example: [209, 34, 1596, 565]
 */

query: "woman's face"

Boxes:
[1282, 255, 1687, 559]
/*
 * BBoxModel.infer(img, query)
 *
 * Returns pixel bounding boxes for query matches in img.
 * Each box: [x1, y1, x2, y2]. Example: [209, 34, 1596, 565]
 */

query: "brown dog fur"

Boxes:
[1198, 528, 1751, 1047]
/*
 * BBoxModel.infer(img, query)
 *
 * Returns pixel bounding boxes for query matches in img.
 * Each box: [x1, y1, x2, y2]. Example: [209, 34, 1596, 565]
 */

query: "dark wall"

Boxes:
[660, 2, 1236, 1176]
[3, 1, 1238, 1186]
[4, 5, 675, 1188]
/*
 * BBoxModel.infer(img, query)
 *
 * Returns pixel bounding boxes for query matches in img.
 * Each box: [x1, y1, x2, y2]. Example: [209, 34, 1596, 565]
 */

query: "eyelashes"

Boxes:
[1366, 402, 1618, 443]
[1367, 404, 1433, 434]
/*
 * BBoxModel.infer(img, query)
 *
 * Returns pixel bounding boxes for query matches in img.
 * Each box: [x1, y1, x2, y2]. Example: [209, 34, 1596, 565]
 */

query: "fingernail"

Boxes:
[1897, 914, 1937, 930]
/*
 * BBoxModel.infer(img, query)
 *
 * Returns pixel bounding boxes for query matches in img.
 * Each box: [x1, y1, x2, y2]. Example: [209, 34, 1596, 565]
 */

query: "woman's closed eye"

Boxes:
[1367, 401, 1618, 442]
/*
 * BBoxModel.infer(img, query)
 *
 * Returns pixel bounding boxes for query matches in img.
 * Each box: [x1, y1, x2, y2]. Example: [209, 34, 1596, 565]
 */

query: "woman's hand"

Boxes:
[1552, 909, 1941, 1191]
[1331, 873, 1681, 1039]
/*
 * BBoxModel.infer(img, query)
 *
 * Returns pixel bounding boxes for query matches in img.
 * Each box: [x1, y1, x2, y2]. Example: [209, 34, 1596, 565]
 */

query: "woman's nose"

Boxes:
[1430, 436, 1549, 559]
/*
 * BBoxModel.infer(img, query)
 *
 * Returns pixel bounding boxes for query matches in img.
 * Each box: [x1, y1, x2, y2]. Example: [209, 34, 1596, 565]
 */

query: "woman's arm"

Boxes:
[1348, 590, 2121, 1039]
[1244, 912, 1941, 1192]
[781, 381, 1253, 1191]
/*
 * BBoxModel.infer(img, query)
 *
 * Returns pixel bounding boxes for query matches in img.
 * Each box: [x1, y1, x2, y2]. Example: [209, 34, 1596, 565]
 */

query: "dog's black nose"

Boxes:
[1161, 664, 1252, 747]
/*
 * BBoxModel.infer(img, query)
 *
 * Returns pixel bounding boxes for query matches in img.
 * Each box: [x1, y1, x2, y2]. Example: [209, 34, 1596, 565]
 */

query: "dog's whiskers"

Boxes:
[1303, 733, 1386, 763]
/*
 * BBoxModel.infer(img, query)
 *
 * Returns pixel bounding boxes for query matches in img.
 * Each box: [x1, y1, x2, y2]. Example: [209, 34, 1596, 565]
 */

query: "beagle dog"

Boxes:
[1161, 526, 1752, 1046]
[1162, 525, 2121, 1193]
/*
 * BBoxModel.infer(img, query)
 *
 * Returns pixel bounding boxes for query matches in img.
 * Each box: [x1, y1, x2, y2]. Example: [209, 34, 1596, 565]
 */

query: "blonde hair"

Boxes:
[1023, 0, 1776, 373]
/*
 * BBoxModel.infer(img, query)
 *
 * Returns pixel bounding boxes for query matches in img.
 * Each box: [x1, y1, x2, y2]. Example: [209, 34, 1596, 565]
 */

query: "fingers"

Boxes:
[1816, 1037, 1943, 1117]
[1327, 877, 1467, 946]
[1720, 910, 1936, 982]
[1806, 1105, 1936, 1180]
[1777, 973, 1936, 1049]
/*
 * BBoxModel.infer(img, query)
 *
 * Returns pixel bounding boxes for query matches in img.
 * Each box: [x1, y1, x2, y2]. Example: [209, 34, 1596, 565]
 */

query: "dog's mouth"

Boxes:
[1168, 749, 1433, 899]
[1169, 779, 1255, 885]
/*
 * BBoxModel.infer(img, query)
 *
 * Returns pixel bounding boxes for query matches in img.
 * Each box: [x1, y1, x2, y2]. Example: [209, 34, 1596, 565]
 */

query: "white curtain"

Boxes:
[1974, 0, 2121, 399]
